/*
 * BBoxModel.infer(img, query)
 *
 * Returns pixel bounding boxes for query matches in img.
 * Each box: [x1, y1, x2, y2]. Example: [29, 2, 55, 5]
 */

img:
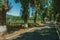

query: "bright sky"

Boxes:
[6, 0, 51, 16]
[7, 0, 21, 16]
[6, 0, 33, 16]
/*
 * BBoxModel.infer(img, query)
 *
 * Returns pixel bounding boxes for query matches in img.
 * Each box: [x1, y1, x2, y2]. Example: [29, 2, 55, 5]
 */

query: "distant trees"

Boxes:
[14, 0, 52, 25]
[13, 0, 60, 26]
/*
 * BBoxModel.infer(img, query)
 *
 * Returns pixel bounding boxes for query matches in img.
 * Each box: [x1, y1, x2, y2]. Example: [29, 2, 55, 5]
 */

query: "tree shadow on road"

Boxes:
[14, 28, 59, 40]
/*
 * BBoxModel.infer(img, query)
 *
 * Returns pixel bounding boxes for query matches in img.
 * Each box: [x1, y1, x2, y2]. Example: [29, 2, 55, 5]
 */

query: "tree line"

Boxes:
[0, 0, 60, 27]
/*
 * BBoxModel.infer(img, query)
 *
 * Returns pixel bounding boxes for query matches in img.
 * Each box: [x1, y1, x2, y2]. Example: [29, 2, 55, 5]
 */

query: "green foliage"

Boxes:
[6, 14, 24, 24]
[0, 0, 2, 11]
[13, 0, 60, 23]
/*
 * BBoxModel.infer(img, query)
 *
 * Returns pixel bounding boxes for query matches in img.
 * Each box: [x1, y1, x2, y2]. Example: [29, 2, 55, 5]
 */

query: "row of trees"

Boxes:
[7, 0, 51, 27]
[0, 0, 60, 35]
[0, 0, 60, 27]
[14, 0, 55, 27]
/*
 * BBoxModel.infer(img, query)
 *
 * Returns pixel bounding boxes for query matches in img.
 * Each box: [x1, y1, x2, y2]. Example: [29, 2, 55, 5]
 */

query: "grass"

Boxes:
[6, 19, 42, 24]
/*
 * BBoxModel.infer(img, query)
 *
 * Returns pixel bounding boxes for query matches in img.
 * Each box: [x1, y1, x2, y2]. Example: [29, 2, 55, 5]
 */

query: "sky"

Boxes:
[7, 0, 21, 16]
[6, 0, 33, 16]
[6, 0, 51, 16]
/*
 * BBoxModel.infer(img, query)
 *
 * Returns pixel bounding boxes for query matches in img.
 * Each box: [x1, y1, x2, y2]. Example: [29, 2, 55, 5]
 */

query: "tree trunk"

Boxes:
[0, 0, 8, 37]
[34, 0, 38, 23]
[34, 11, 37, 23]
[23, 5, 28, 28]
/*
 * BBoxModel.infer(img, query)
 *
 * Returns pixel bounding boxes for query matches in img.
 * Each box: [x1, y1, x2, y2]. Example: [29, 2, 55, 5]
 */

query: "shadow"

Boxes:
[28, 23, 44, 27]
[13, 27, 59, 40]
[6, 24, 24, 34]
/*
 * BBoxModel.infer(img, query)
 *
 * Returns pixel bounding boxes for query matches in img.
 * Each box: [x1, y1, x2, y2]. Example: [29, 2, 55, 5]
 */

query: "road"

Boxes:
[6, 21, 59, 40]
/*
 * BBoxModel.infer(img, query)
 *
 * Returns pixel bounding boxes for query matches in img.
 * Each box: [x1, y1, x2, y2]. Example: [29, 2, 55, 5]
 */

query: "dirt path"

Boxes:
[5, 27, 36, 40]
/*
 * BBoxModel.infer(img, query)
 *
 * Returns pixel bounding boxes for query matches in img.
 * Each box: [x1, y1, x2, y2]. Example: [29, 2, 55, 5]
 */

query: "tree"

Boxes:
[0, 0, 8, 37]
[33, 0, 38, 23]
[2, 0, 8, 25]
[54, 0, 60, 22]
[15, 0, 29, 28]
[1, 0, 12, 34]
[37, 0, 50, 22]
[0, 0, 2, 11]
[30, 0, 40, 24]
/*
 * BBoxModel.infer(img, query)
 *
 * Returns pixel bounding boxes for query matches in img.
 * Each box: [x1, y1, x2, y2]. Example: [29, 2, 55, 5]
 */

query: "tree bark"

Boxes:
[34, 11, 37, 23]
[34, 0, 38, 23]
[23, 5, 28, 28]
[0, 0, 8, 37]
